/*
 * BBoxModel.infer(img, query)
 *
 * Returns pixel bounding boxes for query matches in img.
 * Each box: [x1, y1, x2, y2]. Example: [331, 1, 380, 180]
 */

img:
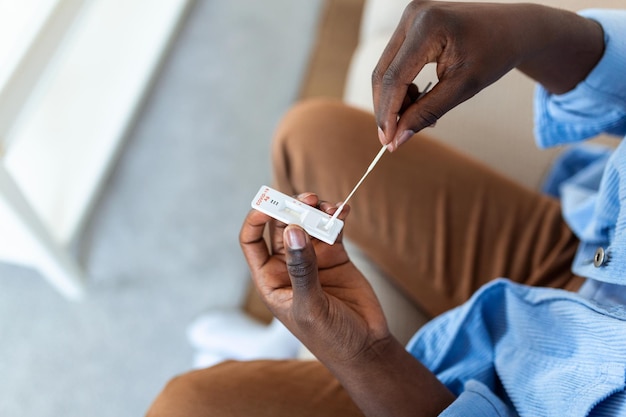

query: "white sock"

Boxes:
[187, 308, 301, 368]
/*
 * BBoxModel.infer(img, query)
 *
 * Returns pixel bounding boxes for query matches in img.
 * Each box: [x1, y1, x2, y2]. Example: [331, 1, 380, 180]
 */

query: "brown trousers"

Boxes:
[146, 99, 583, 416]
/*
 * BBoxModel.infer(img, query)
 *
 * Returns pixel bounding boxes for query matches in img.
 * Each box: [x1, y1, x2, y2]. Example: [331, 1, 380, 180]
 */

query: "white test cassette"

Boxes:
[250, 185, 344, 245]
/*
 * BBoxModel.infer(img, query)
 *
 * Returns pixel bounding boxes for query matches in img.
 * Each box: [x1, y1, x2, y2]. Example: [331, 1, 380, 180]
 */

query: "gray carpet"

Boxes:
[0, 1, 323, 415]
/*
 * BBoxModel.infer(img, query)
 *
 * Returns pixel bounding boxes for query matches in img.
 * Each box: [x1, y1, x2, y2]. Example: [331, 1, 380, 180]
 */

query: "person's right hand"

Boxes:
[372, 1, 605, 151]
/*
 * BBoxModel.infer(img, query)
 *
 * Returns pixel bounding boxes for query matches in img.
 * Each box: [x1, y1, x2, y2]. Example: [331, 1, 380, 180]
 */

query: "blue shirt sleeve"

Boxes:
[534, 9, 626, 148]
[439, 380, 517, 417]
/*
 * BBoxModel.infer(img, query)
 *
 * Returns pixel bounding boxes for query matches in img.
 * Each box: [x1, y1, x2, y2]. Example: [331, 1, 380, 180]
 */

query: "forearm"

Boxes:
[511, 4, 604, 94]
[321, 336, 455, 417]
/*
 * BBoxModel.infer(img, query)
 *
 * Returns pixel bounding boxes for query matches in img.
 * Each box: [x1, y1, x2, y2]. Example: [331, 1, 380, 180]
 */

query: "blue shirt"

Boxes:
[406, 9, 626, 416]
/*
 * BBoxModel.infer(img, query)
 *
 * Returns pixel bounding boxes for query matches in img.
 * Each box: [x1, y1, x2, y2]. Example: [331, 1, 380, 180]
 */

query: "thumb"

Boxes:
[283, 225, 321, 299]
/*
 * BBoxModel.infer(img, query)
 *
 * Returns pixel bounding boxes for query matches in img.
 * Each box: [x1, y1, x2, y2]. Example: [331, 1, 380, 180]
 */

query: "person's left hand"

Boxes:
[239, 192, 390, 365]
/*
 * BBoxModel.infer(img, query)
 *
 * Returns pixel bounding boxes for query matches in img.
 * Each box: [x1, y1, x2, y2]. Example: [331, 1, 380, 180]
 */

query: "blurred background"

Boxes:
[3, 0, 614, 415]
[0, 0, 329, 415]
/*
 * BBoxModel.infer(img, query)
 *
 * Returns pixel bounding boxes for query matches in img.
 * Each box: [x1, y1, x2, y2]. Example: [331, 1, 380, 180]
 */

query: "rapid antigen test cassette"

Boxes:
[251, 186, 344, 245]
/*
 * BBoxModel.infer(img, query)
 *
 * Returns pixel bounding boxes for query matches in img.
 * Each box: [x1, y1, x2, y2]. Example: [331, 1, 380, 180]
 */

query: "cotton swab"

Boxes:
[325, 143, 388, 229]
[325, 82, 433, 230]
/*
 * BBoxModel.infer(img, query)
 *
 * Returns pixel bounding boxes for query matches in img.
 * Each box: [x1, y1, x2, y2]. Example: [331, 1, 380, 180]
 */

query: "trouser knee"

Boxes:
[146, 366, 231, 417]
[271, 98, 378, 198]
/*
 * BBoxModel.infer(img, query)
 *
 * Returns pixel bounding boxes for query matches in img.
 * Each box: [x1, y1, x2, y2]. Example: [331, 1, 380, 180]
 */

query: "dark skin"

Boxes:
[373, 1, 605, 151]
[241, 2, 605, 416]
[241, 196, 454, 416]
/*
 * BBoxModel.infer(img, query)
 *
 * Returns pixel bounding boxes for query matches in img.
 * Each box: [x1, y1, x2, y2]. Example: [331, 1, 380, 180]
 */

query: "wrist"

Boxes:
[513, 4, 605, 93]
[323, 335, 455, 417]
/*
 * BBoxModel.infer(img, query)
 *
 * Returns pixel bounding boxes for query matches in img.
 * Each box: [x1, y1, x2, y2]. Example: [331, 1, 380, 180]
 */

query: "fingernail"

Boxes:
[378, 126, 387, 144]
[297, 192, 315, 200]
[395, 130, 415, 147]
[285, 226, 306, 250]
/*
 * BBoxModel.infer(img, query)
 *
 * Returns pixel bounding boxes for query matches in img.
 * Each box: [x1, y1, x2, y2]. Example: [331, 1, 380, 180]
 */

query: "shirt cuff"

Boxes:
[439, 380, 516, 417]
[534, 9, 626, 148]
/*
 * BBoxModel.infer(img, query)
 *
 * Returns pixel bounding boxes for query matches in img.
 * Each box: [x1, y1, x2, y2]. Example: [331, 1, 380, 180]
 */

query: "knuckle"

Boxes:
[381, 63, 402, 88]
[407, 2, 461, 41]
[415, 105, 442, 128]
[404, 0, 421, 13]
[403, 0, 430, 21]
[406, 1, 443, 25]
[372, 63, 402, 90]
[287, 258, 316, 281]
[371, 65, 385, 86]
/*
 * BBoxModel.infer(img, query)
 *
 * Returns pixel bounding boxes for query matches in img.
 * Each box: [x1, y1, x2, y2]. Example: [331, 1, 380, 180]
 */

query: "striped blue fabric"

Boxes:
[406, 10, 626, 416]
[409, 280, 626, 416]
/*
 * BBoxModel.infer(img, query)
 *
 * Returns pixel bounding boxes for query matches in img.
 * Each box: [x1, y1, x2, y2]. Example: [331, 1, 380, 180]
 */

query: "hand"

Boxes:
[240, 193, 455, 416]
[239, 193, 390, 365]
[372, 1, 604, 151]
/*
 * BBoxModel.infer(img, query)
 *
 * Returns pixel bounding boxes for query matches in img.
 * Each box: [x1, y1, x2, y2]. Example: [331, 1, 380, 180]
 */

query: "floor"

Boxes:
[0, 1, 323, 415]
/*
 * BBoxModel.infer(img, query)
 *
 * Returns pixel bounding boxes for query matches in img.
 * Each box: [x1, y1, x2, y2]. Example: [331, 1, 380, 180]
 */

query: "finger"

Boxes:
[373, 10, 434, 147]
[240, 209, 273, 271]
[406, 83, 421, 102]
[269, 217, 288, 256]
[371, 0, 418, 117]
[270, 192, 321, 254]
[372, 27, 408, 127]
[393, 76, 471, 148]
[319, 201, 351, 221]
[296, 192, 319, 208]
[372, 49, 410, 146]
[283, 225, 324, 303]
[317, 203, 351, 261]
[377, 34, 440, 150]
[399, 83, 420, 114]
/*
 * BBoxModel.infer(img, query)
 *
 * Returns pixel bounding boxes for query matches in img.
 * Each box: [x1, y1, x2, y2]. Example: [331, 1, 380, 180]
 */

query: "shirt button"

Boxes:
[593, 247, 607, 268]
